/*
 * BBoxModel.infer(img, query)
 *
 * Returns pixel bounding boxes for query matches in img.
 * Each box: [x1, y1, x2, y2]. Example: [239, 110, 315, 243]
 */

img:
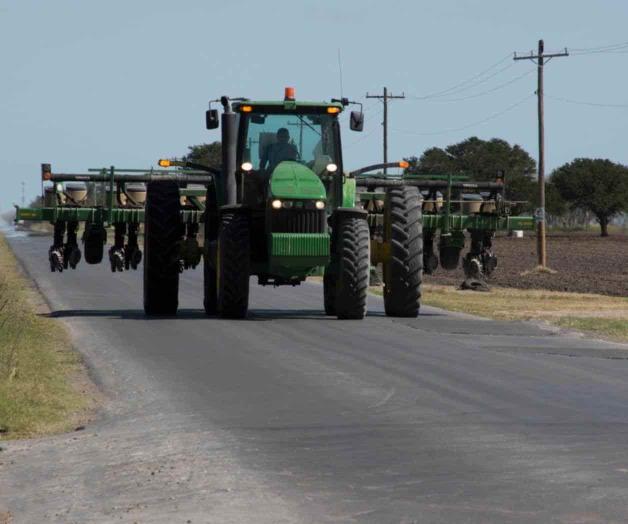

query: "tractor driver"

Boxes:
[260, 127, 298, 171]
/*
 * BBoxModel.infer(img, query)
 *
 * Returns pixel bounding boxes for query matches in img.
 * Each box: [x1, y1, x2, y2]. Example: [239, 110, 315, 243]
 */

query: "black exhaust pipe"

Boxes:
[220, 96, 237, 206]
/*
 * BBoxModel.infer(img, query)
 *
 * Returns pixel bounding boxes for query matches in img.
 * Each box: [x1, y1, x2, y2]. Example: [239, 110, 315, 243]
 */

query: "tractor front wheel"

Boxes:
[217, 212, 250, 319]
[335, 216, 370, 320]
[143, 181, 182, 315]
[383, 186, 423, 317]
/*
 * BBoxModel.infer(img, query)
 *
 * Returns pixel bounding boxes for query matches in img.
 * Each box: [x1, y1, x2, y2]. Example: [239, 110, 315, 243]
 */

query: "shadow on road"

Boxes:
[44, 308, 445, 321]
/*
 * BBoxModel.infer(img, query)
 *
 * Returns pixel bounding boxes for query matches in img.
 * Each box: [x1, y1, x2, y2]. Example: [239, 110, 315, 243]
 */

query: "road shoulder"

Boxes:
[0, 232, 101, 441]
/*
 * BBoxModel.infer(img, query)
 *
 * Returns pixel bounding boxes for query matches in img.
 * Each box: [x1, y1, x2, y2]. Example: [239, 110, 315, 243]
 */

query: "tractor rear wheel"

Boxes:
[383, 186, 423, 317]
[335, 216, 370, 320]
[217, 212, 250, 319]
[143, 181, 182, 315]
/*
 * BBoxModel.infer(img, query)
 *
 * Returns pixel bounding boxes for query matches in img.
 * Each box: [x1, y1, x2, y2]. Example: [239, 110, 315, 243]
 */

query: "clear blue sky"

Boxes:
[2, 0, 628, 212]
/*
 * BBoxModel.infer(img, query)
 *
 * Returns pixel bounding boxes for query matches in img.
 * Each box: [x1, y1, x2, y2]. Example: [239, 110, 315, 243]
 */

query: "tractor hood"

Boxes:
[269, 161, 326, 200]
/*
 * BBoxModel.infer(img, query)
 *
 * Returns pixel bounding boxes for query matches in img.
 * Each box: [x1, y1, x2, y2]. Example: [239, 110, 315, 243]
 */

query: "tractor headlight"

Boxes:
[326, 163, 338, 173]
[315, 200, 325, 210]
[271, 199, 282, 209]
[241, 161, 253, 172]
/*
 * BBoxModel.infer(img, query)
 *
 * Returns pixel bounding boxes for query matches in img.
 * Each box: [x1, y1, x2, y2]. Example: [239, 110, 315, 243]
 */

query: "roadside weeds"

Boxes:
[370, 283, 628, 343]
[0, 233, 98, 440]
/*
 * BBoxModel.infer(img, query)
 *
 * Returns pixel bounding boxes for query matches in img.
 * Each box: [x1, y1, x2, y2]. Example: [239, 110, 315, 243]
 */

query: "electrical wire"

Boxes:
[425, 68, 535, 103]
[570, 40, 628, 55]
[389, 93, 534, 137]
[545, 93, 628, 108]
[407, 53, 513, 100]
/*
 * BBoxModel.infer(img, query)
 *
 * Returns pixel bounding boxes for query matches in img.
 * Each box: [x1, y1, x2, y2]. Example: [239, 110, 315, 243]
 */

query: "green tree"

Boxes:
[545, 181, 568, 220]
[183, 142, 222, 169]
[404, 136, 538, 209]
[551, 158, 628, 236]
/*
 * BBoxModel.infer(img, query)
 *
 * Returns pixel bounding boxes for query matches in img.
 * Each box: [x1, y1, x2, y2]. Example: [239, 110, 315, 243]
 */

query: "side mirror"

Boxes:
[205, 109, 219, 130]
[350, 111, 364, 132]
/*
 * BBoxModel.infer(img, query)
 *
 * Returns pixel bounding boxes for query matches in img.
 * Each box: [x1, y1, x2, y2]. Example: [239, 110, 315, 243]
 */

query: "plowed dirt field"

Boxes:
[425, 230, 628, 297]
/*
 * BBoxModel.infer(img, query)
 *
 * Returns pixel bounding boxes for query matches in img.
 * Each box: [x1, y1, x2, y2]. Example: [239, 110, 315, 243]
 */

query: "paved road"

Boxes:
[2, 234, 628, 523]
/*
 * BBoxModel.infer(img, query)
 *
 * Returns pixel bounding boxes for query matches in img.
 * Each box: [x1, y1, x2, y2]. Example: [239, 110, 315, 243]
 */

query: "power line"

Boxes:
[422, 68, 535, 103]
[545, 93, 628, 108]
[409, 59, 514, 100]
[570, 40, 628, 55]
[571, 47, 628, 56]
[389, 93, 534, 136]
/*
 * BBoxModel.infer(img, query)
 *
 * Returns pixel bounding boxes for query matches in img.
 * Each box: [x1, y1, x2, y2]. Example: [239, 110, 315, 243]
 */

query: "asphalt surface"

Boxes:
[2, 234, 628, 523]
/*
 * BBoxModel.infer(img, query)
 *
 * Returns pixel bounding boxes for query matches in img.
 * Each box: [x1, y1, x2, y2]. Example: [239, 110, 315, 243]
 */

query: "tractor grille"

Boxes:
[271, 209, 326, 234]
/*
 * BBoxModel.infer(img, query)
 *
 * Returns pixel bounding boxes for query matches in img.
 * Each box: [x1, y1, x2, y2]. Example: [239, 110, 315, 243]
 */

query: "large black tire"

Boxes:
[203, 185, 218, 315]
[383, 186, 423, 318]
[335, 216, 370, 320]
[143, 182, 182, 315]
[83, 223, 106, 264]
[323, 268, 337, 316]
[217, 212, 250, 319]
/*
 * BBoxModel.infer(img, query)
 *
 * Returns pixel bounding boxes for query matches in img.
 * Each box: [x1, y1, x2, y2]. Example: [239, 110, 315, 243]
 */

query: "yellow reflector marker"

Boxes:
[158, 159, 171, 167]
[241, 105, 253, 112]
[327, 106, 341, 114]
[399, 160, 409, 169]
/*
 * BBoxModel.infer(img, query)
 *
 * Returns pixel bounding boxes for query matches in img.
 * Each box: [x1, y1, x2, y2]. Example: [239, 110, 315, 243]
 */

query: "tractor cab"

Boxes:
[200, 88, 371, 318]
[231, 91, 346, 212]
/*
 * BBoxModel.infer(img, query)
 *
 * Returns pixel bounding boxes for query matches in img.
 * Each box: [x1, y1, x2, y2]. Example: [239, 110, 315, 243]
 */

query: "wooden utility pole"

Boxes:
[366, 87, 405, 174]
[514, 40, 568, 268]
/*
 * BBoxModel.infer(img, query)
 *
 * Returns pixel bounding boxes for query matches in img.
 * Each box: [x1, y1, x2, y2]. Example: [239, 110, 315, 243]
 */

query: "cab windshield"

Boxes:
[241, 113, 338, 174]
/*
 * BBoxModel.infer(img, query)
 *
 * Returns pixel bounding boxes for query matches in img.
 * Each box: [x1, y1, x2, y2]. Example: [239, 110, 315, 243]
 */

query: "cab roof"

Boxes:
[232, 100, 344, 113]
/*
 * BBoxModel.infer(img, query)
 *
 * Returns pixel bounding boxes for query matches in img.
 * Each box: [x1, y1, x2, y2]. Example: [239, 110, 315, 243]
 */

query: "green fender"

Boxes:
[342, 177, 356, 208]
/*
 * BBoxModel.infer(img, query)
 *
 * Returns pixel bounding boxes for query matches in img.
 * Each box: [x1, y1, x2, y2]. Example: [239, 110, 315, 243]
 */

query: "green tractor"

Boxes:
[145, 88, 421, 319]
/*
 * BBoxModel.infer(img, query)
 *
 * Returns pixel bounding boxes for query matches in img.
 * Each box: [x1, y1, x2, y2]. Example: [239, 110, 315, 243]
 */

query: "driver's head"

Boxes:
[276, 128, 290, 144]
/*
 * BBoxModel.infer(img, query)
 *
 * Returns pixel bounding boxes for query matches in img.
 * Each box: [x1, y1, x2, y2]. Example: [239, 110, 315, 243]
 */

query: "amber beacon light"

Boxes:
[284, 86, 295, 100]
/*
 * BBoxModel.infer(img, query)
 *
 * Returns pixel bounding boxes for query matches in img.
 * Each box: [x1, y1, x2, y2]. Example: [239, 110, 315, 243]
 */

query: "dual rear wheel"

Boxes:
[144, 183, 251, 319]
[324, 188, 423, 319]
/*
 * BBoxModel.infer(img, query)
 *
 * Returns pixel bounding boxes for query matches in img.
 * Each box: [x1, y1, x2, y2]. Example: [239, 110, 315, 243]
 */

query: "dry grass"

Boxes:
[0, 234, 90, 439]
[520, 265, 558, 276]
[370, 283, 628, 343]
